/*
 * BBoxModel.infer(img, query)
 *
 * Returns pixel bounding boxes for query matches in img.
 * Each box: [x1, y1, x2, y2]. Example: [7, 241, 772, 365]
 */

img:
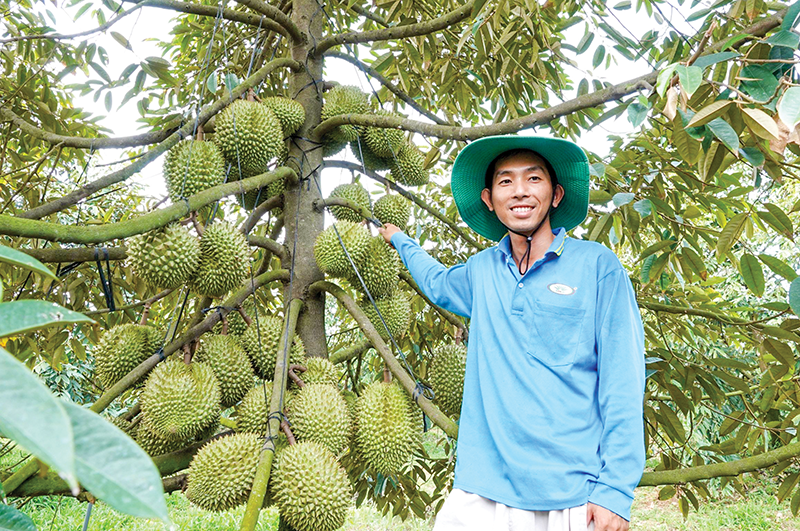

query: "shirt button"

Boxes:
[518, 283, 524, 288]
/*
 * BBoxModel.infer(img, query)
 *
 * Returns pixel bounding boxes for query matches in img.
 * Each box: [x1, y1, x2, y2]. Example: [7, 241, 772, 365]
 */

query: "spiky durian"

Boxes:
[351, 236, 399, 298]
[236, 384, 291, 453]
[388, 142, 429, 186]
[359, 291, 411, 340]
[93, 324, 161, 390]
[212, 301, 254, 338]
[373, 194, 411, 231]
[185, 432, 262, 512]
[288, 384, 350, 455]
[190, 222, 249, 298]
[195, 334, 255, 408]
[300, 357, 338, 387]
[321, 85, 369, 146]
[127, 224, 200, 290]
[349, 139, 392, 171]
[328, 183, 370, 222]
[140, 357, 221, 441]
[214, 99, 283, 173]
[163, 139, 225, 202]
[109, 415, 138, 439]
[262, 97, 305, 136]
[322, 136, 348, 158]
[271, 441, 352, 531]
[363, 110, 405, 158]
[135, 415, 187, 456]
[429, 343, 467, 417]
[240, 315, 306, 380]
[355, 381, 418, 476]
[313, 220, 371, 278]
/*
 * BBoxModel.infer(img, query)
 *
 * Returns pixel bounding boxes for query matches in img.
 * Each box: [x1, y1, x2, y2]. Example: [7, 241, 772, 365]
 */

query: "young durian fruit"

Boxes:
[135, 415, 218, 457]
[261, 97, 305, 137]
[195, 334, 256, 408]
[321, 85, 369, 144]
[139, 357, 221, 441]
[313, 220, 370, 279]
[287, 383, 350, 455]
[163, 139, 226, 202]
[215, 99, 283, 173]
[429, 343, 468, 417]
[354, 381, 419, 476]
[92, 323, 161, 390]
[240, 315, 306, 380]
[127, 223, 200, 290]
[350, 236, 399, 299]
[271, 441, 352, 531]
[349, 139, 393, 171]
[185, 432, 262, 512]
[190, 222, 249, 298]
[372, 193, 411, 231]
[298, 357, 338, 387]
[362, 109, 405, 158]
[388, 142, 429, 186]
[359, 290, 412, 340]
[328, 182, 371, 222]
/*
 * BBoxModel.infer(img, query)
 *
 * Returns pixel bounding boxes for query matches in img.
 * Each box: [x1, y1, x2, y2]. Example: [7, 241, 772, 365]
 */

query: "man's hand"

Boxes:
[586, 503, 629, 531]
[377, 223, 402, 246]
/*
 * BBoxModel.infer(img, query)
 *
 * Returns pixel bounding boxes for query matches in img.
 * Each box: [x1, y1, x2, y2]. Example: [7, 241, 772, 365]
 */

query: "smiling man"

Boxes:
[379, 135, 645, 531]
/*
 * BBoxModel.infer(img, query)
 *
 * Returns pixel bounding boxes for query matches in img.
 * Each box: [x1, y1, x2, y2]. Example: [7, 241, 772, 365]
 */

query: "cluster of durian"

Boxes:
[127, 221, 249, 298]
[321, 85, 429, 187]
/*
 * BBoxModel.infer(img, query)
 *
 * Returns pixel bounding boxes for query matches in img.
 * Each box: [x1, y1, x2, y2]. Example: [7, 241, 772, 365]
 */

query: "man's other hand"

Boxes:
[378, 223, 402, 245]
[587, 503, 629, 531]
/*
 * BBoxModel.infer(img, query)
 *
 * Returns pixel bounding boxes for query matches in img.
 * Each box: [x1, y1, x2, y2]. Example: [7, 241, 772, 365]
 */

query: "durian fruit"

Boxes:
[288, 384, 350, 455]
[373, 194, 411, 231]
[214, 99, 283, 173]
[140, 357, 221, 441]
[429, 343, 467, 417]
[313, 220, 371, 278]
[349, 139, 393, 171]
[389, 142, 429, 186]
[363, 110, 405, 158]
[300, 357, 338, 386]
[278, 516, 299, 531]
[322, 137, 347, 158]
[359, 291, 411, 340]
[163, 139, 225, 202]
[233, 169, 286, 213]
[212, 301, 254, 338]
[93, 324, 161, 390]
[127, 223, 200, 290]
[185, 432, 262, 512]
[236, 384, 291, 443]
[355, 381, 418, 476]
[136, 415, 186, 456]
[195, 334, 256, 408]
[110, 415, 138, 439]
[262, 97, 305, 136]
[321, 85, 369, 145]
[240, 315, 306, 380]
[351, 236, 399, 298]
[328, 183, 370, 222]
[191, 222, 249, 298]
[271, 441, 352, 531]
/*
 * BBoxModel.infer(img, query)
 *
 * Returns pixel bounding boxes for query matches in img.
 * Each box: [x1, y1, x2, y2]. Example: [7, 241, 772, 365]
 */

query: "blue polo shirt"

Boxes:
[391, 228, 645, 520]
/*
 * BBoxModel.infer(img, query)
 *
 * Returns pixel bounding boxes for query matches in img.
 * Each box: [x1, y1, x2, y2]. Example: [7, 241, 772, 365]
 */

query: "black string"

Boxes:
[94, 248, 115, 312]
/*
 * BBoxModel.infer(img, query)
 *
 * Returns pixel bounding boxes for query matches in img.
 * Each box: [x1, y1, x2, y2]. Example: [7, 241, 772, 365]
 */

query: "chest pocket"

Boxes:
[527, 300, 586, 367]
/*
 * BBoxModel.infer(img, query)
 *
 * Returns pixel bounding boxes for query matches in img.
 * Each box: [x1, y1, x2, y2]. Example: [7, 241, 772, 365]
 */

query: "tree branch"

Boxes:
[240, 195, 283, 234]
[640, 300, 768, 330]
[313, 196, 376, 222]
[400, 270, 467, 340]
[121, 0, 286, 34]
[309, 280, 458, 438]
[347, 3, 388, 27]
[329, 337, 372, 364]
[20, 56, 300, 220]
[247, 235, 287, 262]
[20, 246, 127, 262]
[314, 1, 474, 56]
[85, 289, 173, 317]
[323, 160, 486, 251]
[1, 168, 296, 243]
[324, 51, 450, 126]
[234, 0, 303, 43]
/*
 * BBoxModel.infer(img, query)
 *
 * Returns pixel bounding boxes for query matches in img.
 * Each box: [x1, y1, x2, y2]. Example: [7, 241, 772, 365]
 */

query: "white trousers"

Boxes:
[433, 489, 595, 531]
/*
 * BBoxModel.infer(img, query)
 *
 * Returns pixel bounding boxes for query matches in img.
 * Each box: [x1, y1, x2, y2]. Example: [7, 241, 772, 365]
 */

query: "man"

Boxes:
[378, 135, 645, 531]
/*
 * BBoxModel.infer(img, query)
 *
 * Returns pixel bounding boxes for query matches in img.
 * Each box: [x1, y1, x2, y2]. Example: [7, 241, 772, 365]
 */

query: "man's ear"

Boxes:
[480, 188, 494, 212]
[552, 184, 565, 208]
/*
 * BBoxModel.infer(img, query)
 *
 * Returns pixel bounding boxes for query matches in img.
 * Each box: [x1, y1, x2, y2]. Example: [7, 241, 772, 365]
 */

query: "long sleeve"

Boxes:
[391, 232, 473, 318]
[587, 266, 646, 521]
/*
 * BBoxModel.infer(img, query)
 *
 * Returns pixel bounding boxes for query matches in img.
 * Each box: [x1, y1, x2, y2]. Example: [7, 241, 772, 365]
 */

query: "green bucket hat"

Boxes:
[451, 135, 590, 241]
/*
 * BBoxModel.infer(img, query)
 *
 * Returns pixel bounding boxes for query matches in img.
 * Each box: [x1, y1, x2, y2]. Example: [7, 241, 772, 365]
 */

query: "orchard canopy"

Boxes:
[5, 0, 800, 525]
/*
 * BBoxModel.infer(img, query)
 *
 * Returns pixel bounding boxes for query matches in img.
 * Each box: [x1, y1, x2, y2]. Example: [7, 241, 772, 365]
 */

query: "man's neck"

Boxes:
[507, 222, 555, 272]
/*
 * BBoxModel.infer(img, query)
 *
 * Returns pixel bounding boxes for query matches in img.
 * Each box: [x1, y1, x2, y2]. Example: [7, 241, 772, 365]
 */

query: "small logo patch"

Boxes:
[548, 283, 576, 295]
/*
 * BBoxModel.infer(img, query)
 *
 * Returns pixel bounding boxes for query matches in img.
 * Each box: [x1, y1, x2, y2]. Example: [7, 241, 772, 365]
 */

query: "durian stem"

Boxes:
[328, 338, 371, 364]
[400, 270, 468, 342]
[280, 420, 296, 445]
[221, 315, 229, 335]
[255, 216, 285, 277]
[383, 367, 392, 383]
[139, 303, 151, 326]
[182, 344, 192, 364]
[287, 364, 306, 388]
[219, 417, 238, 430]
[190, 212, 204, 237]
[309, 281, 459, 439]
[239, 298, 303, 531]
[196, 124, 204, 142]
[313, 197, 375, 225]
[237, 306, 253, 326]
[122, 402, 141, 421]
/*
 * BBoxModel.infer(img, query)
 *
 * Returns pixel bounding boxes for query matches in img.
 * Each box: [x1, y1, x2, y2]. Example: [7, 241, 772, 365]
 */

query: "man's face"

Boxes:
[480, 151, 564, 235]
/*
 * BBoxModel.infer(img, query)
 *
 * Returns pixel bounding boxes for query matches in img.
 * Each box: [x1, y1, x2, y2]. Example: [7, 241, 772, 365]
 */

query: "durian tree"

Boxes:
[6, 0, 800, 527]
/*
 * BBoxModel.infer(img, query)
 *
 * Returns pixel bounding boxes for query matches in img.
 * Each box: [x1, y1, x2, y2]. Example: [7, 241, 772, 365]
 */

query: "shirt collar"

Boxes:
[496, 227, 567, 259]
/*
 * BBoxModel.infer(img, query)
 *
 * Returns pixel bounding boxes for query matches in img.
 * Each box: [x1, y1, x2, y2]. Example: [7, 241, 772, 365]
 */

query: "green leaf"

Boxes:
[0, 244, 57, 280]
[792, 484, 800, 516]
[63, 402, 171, 523]
[592, 45, 605, 69]
[0, 346, 77, 492]
[716, 213, 748, 259]
[759, 203, 794, 240]
[740, 65, 780, 103]
[707, 118, 739, 152]
[0, 300, 94, 337]
[762, 326, 800, 343]
[790, 277, 800, 315]
[656, 63, 678, 97]
[759, 254, 798, 281]
[206, 73, 218, 94]
[782, 0, 800, 30]
[740, 147, 765, 168]
[110, 31, 131, 50]
[633, 199, 653, 217]
[577, 32, 594, 54]
[224, 73, 239, 91]
[765, 30, 800, 49]
[658, 485, 676, 500]
[0, 505, 37, 531]
[627, 102, 649, 127]
[612, 192, 635, 207]
[589, 190, 612, 204]
[741, 108, 780, 140]
[89, 61, 111, 83]
[659, 404, 686, 443]
[739, 253, 765, 297]
[677, 65, 703, 97]
[686, 100, 732, 128]
[778, 87, 800, 127]
[640, 240, 674, 259]
[762, 337, 795, 367]
[692, 52, 740, 70]
[680, 247, 707, 280]
[778, 473, 800, 502]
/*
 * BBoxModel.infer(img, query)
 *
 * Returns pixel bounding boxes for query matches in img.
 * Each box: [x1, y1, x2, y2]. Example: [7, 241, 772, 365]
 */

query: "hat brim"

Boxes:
[451, 135, 590, 242]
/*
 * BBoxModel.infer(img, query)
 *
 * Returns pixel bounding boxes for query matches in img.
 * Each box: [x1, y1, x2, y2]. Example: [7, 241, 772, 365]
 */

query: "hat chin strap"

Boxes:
[503, 202, 553, 276]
